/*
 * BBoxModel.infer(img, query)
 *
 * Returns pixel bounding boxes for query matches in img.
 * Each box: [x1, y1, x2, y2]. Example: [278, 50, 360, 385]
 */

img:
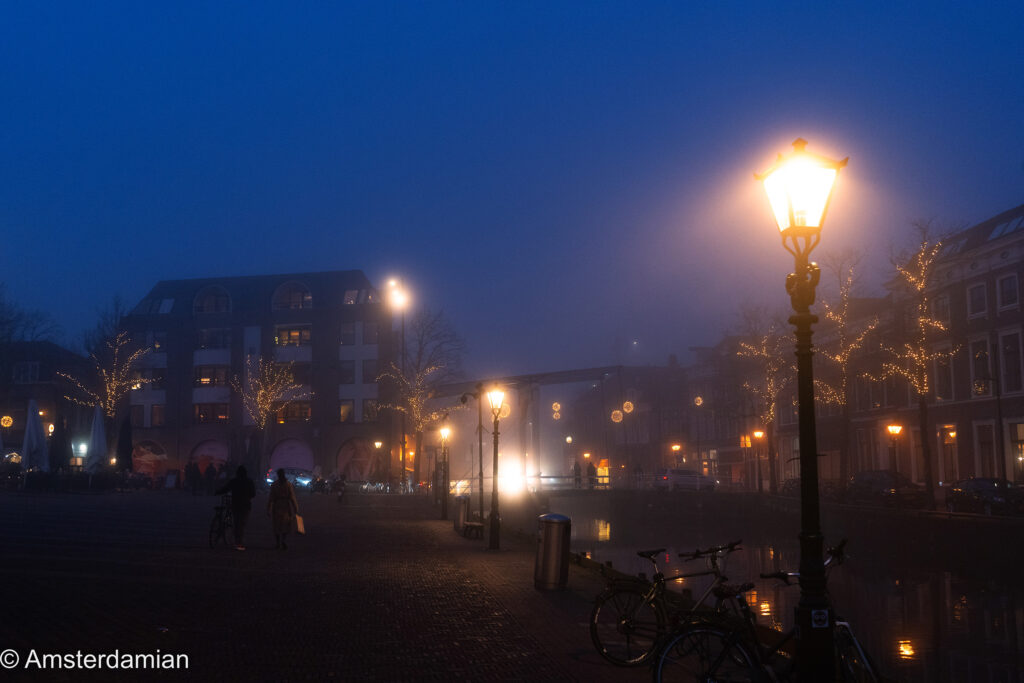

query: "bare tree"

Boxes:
[59, 331, 151, 419]
[866, 220, 956, 507]
[82, 295, 129, 357]
[737, 308, 793, 493]
[0, 284, 60, 343]
[815, 251, 879, 482]
[385, 308, 467, 488]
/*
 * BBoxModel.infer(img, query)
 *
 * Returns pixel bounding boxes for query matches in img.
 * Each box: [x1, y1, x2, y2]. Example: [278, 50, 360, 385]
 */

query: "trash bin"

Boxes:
[534, 513, 571, 590]
[453, 495, 469, 533]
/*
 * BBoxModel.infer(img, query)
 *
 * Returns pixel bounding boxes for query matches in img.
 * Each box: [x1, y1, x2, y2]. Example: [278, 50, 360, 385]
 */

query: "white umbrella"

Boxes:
[85, 405, 107, 475]
[21, 399, 49, 472]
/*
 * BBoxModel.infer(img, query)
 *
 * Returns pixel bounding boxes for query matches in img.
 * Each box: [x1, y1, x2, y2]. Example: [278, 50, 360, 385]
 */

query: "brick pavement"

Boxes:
[0, 490, 649, 682]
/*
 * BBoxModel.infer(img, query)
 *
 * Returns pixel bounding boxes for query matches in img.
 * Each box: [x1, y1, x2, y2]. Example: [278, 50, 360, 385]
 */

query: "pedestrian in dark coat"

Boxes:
[268, 469, 299, 550]
[216, 466, 257, 550]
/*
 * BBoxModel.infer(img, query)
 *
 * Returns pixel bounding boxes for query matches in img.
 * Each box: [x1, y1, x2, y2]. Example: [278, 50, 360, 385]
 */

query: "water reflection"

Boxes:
[563, 498, 1024, 682]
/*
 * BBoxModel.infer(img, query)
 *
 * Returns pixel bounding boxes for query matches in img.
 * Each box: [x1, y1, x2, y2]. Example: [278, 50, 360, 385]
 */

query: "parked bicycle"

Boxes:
[209, 495, 234, 548]
[652, 540, 884, 682]
[589, 540, 742, 666]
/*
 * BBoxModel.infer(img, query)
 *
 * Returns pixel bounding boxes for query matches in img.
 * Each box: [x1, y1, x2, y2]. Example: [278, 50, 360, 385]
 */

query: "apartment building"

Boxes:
[121, 271, 395, 480]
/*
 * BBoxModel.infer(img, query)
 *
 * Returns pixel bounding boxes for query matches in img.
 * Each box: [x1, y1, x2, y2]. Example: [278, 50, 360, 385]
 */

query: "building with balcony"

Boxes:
[121, 271, 395, 481]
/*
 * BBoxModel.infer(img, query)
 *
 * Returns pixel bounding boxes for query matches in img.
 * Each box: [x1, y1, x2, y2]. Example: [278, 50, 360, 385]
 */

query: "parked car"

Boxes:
[945, 478, 1024, 516]
[652, 468, 716, 492]
[844, 470, 931, 509]
[264, 467, 315, 489]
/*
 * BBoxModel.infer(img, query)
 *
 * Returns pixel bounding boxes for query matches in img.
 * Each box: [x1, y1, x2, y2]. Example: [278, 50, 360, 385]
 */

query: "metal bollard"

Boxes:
[453, 494, 469, 533]
[534, 513, 571, 590]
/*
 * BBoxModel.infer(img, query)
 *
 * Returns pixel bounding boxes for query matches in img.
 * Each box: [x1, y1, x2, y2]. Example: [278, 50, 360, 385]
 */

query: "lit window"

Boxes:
[339, 400, 354, 423]
[275, 326, 311, 346]
[194, 366, 229, 387]
[193, 404, 229, 424]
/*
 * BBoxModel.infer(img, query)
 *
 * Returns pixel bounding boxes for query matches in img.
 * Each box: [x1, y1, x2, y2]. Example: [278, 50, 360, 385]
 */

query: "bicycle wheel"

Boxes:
[836, 626, 879, 683]
[654, 625, 760, 683]
[589, 583, 665, 666]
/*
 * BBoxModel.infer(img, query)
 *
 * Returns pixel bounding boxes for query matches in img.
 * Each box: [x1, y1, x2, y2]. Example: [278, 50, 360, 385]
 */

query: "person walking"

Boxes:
[572, 461, 581, 489]
[586, 461, 597, 490]
[215, 466, 257, 550]
[267, 468, 299, 550]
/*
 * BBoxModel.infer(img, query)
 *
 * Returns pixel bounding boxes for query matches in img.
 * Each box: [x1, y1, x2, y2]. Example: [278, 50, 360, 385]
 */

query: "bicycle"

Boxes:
[209, 495, 234, 548]
[589, 540, 742, 666]
[652, 540, 884, 682]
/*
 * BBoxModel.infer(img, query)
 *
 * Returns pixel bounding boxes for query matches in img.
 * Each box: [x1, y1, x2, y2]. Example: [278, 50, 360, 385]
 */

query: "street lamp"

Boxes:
[758, 137, 846, 681]
[752, 430, 766, 493]
[387, 279, 409, 492]
[886, 424, 903, 475]
[486, 386, 505, 550]
[439, 425, 451, 520]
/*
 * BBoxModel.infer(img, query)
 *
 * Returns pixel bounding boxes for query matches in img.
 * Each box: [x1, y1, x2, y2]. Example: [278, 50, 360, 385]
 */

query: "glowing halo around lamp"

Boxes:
[1, 416, 13, 428]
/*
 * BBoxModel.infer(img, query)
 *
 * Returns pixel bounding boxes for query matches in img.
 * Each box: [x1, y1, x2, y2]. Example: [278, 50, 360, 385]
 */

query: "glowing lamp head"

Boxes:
[565, 436, 572, 444]
[439, 426, 451, 442]
[671, 444, 682, 452]
[757, 139, 847, 259]
[753, 430, 765, 439]
[583, 452, 591, 459]
[887, 424, 903, 437]
[374, 441, 383, 450]
[486, 388, 505, 418]
[388, 288, 408, 310]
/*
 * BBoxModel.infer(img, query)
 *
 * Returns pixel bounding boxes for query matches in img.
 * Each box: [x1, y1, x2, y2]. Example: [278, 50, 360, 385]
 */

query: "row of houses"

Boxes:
[562, 202, 1024, 491]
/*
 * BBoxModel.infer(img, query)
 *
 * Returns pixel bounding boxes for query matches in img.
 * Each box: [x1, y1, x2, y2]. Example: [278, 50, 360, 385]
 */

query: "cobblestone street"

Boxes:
[0, 490, 647, 682]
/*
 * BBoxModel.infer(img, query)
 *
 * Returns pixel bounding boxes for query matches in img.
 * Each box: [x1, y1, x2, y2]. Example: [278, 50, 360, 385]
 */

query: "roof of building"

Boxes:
[939, 202, 1024, 258]
[126, 270, 379, 318]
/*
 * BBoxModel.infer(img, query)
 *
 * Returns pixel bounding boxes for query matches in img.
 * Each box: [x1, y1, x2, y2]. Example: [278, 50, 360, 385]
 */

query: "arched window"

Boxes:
[272, 281, 313, 310]
[193, 286, 231, 314]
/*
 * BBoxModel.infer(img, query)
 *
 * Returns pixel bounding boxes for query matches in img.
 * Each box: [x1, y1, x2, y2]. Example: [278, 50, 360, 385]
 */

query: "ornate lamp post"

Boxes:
[486, 387, 505, 550]
[439, 425, 451, 519]
[387, 280, 409, 492]
[886, 424, 903, 474]
[757, 137, 847, 681]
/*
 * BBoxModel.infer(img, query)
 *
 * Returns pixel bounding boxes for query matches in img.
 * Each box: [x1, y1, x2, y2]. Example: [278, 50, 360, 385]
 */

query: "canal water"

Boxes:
[547, 493, 1023, 683]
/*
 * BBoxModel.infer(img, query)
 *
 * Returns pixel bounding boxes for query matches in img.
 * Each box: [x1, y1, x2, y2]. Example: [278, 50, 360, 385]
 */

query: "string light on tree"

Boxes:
[60, 331, 152, 418]
[230, 356, 303, 430]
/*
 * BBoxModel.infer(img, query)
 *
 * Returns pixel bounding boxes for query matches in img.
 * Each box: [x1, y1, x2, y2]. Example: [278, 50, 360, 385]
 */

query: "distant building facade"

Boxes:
[121, 271, 395, 481]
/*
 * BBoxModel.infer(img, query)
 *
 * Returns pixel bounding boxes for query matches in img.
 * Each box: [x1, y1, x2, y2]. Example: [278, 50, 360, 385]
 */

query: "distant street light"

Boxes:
[886, 424, 903, 475]
[439, 425, 451, 520]
[486, 387, 506, 550]
[758, 137, 846, 681]
[752, 429, 766, 493]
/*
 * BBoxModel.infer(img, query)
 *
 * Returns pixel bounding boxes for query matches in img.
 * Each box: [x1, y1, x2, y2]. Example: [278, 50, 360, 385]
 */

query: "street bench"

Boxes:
[462, 522, 484, 539]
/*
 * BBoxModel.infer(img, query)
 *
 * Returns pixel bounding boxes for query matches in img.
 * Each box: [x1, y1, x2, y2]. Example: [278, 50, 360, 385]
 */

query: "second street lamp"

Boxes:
[757, 137, 847, 681]
[886, 424, 903, 474]
[486, 387, 505, 550]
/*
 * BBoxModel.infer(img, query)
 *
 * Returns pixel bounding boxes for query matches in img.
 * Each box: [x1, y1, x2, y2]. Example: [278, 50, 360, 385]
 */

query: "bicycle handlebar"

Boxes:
[762, 538, 849, 583]
[678, 539, 742, 561]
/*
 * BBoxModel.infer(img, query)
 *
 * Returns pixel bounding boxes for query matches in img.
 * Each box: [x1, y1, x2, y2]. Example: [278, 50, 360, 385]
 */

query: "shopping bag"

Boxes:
[295, 514, 306, 535]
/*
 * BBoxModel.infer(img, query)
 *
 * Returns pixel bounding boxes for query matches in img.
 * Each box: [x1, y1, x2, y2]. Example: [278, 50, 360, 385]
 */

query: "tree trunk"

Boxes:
[917, 395, 935, 509]
[412, 430, 424, 490]
[767, 421, 778, 494]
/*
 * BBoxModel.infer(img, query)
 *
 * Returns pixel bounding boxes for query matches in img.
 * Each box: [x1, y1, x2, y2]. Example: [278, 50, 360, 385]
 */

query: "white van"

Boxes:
[653, 468, 716, 492]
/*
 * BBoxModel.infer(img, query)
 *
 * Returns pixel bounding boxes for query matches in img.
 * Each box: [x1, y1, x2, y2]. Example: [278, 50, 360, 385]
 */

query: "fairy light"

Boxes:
[60, 332, 153, 418]
[866, 234, 956, 396]
[230, 356, 304, 431]
[816, 262, 880, 409]
[738, 322, 791, 427]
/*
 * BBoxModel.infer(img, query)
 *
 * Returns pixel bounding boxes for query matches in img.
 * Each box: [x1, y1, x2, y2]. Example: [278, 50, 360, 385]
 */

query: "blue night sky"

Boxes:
[1, 2, 1021, 376]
